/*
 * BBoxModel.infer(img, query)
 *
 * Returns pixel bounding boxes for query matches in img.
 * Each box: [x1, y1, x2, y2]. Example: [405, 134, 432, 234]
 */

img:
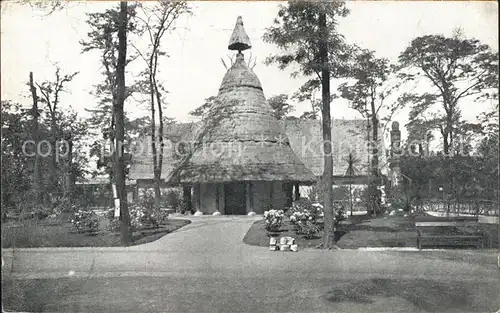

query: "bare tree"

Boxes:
[134, 1, 191, 211]
[36, 66, 78, 194]
[28, 72, 43, 204]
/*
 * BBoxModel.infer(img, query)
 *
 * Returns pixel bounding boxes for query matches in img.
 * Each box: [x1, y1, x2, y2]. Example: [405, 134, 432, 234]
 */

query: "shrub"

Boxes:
[333, 203, 348, 227]
[108, 218, 121, 232]
[263, 209, 284, 232]
[164, 189, 182, 211]
[129, 205, 148, 230]
[296, 220, 320, 239]
[106, 203, 170, 232]
[288, 199, 323, 225]
[48, 196, 77, 218]
[150, 210, 169, 228]
[139, 191, 155, 214]
[106, 208, 120, 232]
[107, 205, 146, 232]
[71, 209, 100, 233]
[20, 206, 50, 220]
[390, 187, 416, 213]
[289, 210, 312, 226]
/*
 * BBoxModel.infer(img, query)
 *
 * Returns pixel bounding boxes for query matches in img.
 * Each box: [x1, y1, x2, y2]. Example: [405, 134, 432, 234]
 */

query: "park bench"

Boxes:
[414, 216, 484, 250]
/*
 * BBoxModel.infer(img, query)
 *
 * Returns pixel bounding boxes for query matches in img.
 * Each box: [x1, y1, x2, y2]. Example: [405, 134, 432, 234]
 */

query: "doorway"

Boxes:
[224, 182, 246, 215]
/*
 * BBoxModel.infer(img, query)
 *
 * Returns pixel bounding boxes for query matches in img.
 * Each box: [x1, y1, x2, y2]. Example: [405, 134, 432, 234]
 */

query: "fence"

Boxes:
[417, 199, 499, 217]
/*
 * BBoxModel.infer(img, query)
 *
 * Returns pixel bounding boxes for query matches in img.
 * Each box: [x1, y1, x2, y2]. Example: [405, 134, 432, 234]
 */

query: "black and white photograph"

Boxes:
[1, 1, 499, 312]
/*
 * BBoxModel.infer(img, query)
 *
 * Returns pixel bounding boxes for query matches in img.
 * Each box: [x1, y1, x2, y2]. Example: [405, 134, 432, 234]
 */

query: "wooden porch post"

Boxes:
[182, 185, 192, 214]
[285, 182, 293, 208]
[294, 182, 300, 201]
[213, 184, 222, 215]
[194, 183, 203, 216]
[246, 181, 255, 216]
[269, 182, 274, 209]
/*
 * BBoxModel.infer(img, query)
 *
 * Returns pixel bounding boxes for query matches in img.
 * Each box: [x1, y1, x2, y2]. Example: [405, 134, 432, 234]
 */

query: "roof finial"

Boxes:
[228, 16, 251, 53]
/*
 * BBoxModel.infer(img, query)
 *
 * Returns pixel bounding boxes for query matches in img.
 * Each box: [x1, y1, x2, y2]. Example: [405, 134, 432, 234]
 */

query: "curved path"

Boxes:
[2, 216, 499, 312]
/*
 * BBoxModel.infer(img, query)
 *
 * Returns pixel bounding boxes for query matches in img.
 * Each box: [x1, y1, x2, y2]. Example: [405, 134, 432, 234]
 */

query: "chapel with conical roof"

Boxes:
[171, 16, 316, 215]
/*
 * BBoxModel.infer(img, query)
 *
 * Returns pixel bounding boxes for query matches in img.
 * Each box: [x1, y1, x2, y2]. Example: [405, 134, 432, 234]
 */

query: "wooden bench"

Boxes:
[415, 216, 484, 250]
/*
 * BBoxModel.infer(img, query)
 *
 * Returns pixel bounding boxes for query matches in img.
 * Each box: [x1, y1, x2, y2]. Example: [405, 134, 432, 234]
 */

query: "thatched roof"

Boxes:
[128, 16, 386, 185]
[161, 52, 316, 184]
[284, 119, 388, 177]
[128, 119, 388, 183]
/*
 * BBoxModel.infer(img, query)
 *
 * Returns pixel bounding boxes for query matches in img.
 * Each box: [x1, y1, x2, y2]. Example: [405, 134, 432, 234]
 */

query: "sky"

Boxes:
[1, 1, 498, 145]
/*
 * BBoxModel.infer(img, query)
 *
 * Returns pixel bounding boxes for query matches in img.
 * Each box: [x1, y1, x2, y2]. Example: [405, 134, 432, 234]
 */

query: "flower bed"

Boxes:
[107, 205, 170, 232]
[263, 209, 284, 232]
[71, 209, 100, 233]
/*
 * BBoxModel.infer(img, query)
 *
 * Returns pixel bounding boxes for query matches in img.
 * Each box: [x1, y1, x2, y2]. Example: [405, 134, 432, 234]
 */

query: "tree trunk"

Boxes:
[153, 75, 164, 212]
[182, 185, 192, 214]
[370, 101, 379, 178]
[63, 138, 74, 198]
[50, 115, 59, 195]
[116, 1, 131, 246]
[29, 72, 43, 205]
[443, 134, 450, 156]
[150, 72, 161, 212]
[369, 102, 380, 216]
[349, 181, 353, 216]
[318, 12, 334, 249]
[156, 85, 164, 210]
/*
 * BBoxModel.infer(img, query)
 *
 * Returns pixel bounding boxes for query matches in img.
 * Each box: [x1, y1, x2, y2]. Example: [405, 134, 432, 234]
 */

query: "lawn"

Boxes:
[1, 213, 190, 248]
[243, 213, 499, 249]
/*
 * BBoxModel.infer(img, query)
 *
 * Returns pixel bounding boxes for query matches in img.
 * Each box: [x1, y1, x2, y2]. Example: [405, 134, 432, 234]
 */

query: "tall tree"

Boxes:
[343, 153, 360, 216]
[36, 66, 79, 194]
[112, 1, 131, 245]
[264, 1, 350, 249]
[338, 47, 393, 177]
[338, 47, 396, 214]
[28, 72, 43, 205]
[80, 2, 145, 245]
[134, 1, 191, 211]
[397, 31, 499, 155]
[292, 80, 322, 120]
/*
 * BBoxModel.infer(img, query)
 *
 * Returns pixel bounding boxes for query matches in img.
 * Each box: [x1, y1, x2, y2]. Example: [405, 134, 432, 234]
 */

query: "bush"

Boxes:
[150, 210, 169, 228]
[107, 205, 147, 232]
[390, 186, 416, 213]
[20, 206, 50, 220]
[288, 199, 323, 223]
[48, 196, 77, 218]
[333, 202, 348, 227]
[139, 191, 155, 214]
[296, 220, 320, 239]
[164, 189, 182, 212]
[263, 209, 284, 232]
[106, 201, 170, 232]
[108, 219, 120, 232]
[71, 209, 99, 233]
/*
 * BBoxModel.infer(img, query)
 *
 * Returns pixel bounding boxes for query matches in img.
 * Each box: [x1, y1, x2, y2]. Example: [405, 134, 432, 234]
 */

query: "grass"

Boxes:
[3, 275, 499, 313]
[243, 213, 499, 249]
[1, 214, 190, 248]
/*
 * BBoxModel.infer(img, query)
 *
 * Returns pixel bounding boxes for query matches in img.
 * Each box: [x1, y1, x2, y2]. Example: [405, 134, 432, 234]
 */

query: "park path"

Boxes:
[2, 215, 497, 282]
[2, 216, 500, 313]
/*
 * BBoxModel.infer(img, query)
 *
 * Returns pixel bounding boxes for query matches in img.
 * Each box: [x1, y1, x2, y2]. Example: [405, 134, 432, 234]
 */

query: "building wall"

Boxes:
[195, 183, 225, 214]
[271, 181, 287, 211]
[195, 181, 287, 215]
